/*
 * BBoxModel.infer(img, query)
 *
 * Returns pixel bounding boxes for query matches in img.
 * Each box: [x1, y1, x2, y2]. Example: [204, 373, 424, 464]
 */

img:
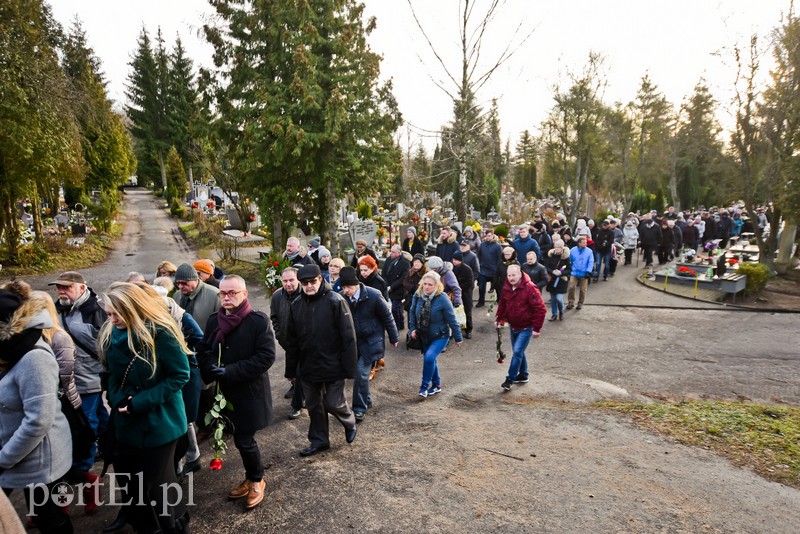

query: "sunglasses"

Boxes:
[219, 290, 243, 298]
[175, 280, 193, 287]
[299, 278, 319, 286]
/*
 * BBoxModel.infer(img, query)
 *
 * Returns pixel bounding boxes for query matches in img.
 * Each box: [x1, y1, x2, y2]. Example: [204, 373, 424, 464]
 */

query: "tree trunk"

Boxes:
[325, 178, 339, 256]
[271, 207, 283, 256]
[774, 219, 797, 274]
[31, 193, 43, 244]
[1, 191, 21, 264]
[158, 151, 167, 190]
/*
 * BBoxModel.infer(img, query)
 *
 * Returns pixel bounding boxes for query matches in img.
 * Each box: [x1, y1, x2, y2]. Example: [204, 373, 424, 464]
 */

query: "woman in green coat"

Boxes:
[99, 282, 191, 534]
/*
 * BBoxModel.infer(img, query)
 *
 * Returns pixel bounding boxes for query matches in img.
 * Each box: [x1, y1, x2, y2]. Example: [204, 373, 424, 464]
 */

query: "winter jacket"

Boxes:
[495, 272, 547, 332]
[512, 235, 542, 263]
[403, 266, 426, 311]
[350, 247, 379, 268]
[346, 284, 399, 364]
[452, 262, 475, 297]
[639, 221, 662, 247]
[408, 285, 463, 348]
[622, 223, 639, 249]
[199, 309, 275, 435]
[105, 325, 190, 449]
[401, 236, 426, 257]
[0, 310, 72, 488]
[269, 287, 302, 350]
[702, 217, 716, 242]
[433, 263, 462, 306]
[382, 254, 411, 300]
[543, 247, 571, 295]
[359, 270, 389, 301]
[49, 329, 81, 410]
[174, 280, 220, 332]
[461, 230, 481, 252]
[569, 246, 595, 278]
[56, 287, 106, 395]
[682, 225, 700, 247]
[286, 284, 358, 383]
[494, 254, 521, 298]
[521, 262, 549, 291]
[460, 249, 481, 279]
[594, 228, 615, 254]
[477, 239, 503, 277]
[672, 225, 683, 248]
[435, 231, 459, 262]
[660, 225, 675, 247]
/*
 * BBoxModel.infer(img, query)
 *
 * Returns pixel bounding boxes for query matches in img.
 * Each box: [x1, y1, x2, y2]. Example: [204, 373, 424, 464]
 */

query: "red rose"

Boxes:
[210, 458, 223, 470]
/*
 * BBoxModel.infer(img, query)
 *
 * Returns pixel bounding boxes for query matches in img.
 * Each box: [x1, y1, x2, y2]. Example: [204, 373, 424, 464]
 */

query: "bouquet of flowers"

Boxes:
[264, 255, 291, 295]
[676, 265, 698, 277]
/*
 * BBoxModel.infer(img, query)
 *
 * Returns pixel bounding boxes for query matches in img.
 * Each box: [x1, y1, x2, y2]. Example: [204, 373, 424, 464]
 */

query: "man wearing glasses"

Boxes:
[172, 263, 220, 331]
[286, 264, 358, 456]
[199, 275, 275, 510]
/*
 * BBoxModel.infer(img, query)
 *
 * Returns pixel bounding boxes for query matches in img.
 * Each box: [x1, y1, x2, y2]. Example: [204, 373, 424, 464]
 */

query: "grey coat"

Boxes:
[49, 329, 81, 410]
[0, 311, 72, 488]
[58, 289, 105, 395]
[174, 280, 220, 332]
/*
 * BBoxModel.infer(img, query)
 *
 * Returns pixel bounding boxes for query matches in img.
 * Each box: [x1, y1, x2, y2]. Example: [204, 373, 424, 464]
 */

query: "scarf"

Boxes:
[213, 300, 253, 345]
[0, 328, 43, 374]
[418, 292, 433, 331]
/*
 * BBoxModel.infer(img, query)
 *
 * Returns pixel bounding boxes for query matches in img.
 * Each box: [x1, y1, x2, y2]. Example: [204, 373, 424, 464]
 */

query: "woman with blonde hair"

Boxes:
[99, 282, 190, 533]
[408, 271, 462, 399]
[329, 257, 346, 292]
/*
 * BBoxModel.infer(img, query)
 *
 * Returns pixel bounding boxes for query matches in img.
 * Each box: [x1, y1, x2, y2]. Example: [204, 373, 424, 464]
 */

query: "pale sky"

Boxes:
[50, 0, 790, 152]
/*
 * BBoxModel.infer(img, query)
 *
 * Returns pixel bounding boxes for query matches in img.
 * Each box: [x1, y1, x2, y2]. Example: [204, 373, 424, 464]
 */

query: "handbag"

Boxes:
[405, 330, 422, 351]
[453, 304, 467, 328]
[60, 395, 96, 462]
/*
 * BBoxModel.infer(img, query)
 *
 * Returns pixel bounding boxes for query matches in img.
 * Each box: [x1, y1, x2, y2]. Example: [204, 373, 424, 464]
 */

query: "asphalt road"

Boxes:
[5, 189, 799, 533]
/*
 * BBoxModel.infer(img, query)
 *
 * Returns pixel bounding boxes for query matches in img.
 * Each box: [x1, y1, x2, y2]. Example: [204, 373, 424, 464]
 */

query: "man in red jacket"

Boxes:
[495, 264, 547, 391]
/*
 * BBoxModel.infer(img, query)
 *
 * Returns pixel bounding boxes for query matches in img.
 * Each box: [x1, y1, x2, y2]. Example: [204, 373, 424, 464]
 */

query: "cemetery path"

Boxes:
[6, 191, 799, 533]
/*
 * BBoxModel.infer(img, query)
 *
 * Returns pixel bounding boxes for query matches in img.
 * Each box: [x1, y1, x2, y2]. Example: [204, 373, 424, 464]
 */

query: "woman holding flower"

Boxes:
[99, 282, 190, 533]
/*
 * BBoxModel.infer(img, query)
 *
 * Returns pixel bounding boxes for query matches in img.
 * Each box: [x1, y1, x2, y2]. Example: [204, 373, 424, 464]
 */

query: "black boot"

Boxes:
[103, 508, 129, 533]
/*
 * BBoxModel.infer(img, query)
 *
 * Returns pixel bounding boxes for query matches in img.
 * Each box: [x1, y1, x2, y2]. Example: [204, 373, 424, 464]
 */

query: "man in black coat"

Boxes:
[286, 265, 358, 457]
[339, 267, 399, 422]
[269, 267, 304, 418]
[199, 274, 275, 510]
[382, 245, 410, 331]
[451, 250, 475, 339]
[639, 215, 663, 278]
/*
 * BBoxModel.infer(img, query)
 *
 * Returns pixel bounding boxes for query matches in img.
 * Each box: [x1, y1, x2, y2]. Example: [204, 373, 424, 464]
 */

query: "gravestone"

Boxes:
[339, 232, 353, 252]
[349, 220, 376, 247]
[54, 212, 69, 228]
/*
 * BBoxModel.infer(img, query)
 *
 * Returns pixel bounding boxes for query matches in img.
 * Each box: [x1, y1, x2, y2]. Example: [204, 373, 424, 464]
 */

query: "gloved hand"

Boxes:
[209, 366, 227, 380]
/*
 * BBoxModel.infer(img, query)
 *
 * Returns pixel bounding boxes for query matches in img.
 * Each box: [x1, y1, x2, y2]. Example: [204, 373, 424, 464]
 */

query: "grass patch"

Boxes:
[1, 224, 122, 276]
[216, 259, 264, 288]
[599, 400, 800, 488]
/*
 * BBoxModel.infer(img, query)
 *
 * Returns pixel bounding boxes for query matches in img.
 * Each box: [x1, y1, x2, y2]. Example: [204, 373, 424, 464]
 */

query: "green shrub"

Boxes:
[356, 200, 372, 220]
[736, 262, 771, 295]
[594, 208, 612, 223]
[494, 223, 509, 240]
[170, 198, 186, 218]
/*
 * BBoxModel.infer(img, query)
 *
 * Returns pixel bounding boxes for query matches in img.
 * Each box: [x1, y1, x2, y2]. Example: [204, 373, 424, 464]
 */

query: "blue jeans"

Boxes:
[598, 252, 611, 279]
[75, 392, 109, 471]
[506, 328, 533, 381]
[421, 337, 449, 389]
[353, 353, 375, 414]
[477, 273, 493, 305]
[550, 293, 564, 316]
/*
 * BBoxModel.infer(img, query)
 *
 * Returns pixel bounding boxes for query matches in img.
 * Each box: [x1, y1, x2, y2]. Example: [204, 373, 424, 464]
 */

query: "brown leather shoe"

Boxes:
[244, 479, 266, 509]
[228, 480, 251, 500]
[376, 358, 385, 370]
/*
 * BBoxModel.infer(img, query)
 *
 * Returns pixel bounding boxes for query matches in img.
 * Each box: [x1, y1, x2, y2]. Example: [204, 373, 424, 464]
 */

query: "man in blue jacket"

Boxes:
[476, 230, 502, 308]
[339, 267, 399, 422]
[512, 225, 542, 264]
[567, 236, 594, 310]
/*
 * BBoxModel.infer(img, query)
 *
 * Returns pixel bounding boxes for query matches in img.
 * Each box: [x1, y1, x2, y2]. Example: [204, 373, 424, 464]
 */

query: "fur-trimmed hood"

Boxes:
[401, 250, 414, 262]
[548, 247, 570, 260]
[437, 230, 458, 245]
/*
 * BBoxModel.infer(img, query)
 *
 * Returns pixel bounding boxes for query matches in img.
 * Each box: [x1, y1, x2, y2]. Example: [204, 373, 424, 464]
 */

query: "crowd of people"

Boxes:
[0, 202, 765, 531]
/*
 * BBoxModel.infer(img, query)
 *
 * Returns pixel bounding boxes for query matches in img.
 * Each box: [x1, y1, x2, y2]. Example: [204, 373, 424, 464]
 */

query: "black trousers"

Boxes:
[300, 379, 355, 448]
[390, 298, 404, 330]
[4, 479, 73, 534]
[462, 290, 473, 333]
[233, 433, 264, 482]
[114, 438, 188, 534]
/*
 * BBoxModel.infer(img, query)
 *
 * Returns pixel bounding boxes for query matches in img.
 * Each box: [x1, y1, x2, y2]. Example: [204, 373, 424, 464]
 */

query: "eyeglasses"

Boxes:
[219, 290, 243, 298]
[299, 278, 319, 286]
[175, 280, 193, 287]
